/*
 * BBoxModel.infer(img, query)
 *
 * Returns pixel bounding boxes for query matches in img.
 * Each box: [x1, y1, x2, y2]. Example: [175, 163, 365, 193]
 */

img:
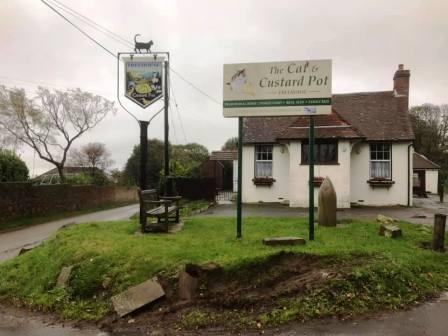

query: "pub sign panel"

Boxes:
[223, 59, 332, 117]
[124, 57, 164, 108]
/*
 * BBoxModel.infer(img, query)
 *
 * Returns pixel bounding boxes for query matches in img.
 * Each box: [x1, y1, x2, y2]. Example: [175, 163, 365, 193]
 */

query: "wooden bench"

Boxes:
[138, 189, 182, 232]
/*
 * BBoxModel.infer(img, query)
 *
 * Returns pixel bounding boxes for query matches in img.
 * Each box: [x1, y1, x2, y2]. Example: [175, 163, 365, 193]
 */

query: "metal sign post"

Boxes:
[116, 38, 171, 232]
[236, 117, 243, 238]
[308, 116, 315, 240]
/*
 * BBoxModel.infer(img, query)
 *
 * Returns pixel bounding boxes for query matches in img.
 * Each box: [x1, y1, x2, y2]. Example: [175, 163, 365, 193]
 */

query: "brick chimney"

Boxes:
[393, 64, 410, 97]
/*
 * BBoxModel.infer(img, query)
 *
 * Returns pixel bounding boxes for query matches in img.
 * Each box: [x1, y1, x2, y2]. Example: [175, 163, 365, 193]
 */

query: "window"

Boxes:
[301, 140, 338, 164]
[255, 145, 273, 177]
[370, 142, 391, 179]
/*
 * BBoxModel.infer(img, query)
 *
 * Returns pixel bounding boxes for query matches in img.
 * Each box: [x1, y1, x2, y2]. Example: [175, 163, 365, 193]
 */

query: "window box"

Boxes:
[313, 176, 325, 187]
[253, 177, 276, 186]
[367, 178, 395, 188]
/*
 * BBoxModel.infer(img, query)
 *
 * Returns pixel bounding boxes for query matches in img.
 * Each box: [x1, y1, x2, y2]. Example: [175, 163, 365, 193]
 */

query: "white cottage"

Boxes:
[240, 64, 415, 208]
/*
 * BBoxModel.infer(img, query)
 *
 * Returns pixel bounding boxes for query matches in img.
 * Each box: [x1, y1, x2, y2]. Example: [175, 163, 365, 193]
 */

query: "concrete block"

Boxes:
[178, 270, 198, 301]
[111, 277, 165, 317]
[379, 224, 402, 238]
[56, 266, 73, 287]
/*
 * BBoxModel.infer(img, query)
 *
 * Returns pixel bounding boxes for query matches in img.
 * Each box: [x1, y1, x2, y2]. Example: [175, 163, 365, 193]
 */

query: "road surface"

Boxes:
[0, 204, 138, 262]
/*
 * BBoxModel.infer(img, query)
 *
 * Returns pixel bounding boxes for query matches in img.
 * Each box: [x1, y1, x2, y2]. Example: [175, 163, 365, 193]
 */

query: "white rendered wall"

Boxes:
[425, 170, 439, 194]
[350, 142, 413, 206]
[288, 140, 352, 208]
[241, 145, 290, 203]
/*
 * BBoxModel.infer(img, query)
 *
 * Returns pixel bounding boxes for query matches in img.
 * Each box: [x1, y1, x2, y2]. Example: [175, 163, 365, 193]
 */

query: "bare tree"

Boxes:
[0, 86, 116, 181]
[69, 142, 114, 176]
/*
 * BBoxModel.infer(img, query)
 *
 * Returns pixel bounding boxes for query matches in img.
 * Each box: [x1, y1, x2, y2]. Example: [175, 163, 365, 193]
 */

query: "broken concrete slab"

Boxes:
[56, 266, 73, 287]
[379, 224, 402, 238]
[377, 214, 398, 224]
[178, 270, 198, 301]
[262, 237, 306, 246]
[111, 277, 165, 317]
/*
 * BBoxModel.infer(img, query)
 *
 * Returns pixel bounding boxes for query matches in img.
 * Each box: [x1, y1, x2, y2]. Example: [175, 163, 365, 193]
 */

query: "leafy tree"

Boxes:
[123, 140, 209, 186]
[124, 138, 165, 187]
[69, 142, 114, 176]
[171, 143, 209, 177]
[0, 149, 29, 182]
[410, 103, 448, 180]
[221, 136, 238, 150]
[0, 86, 116, 182]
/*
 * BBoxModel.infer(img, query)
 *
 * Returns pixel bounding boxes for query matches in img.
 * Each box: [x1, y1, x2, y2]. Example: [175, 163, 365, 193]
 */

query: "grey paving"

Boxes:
[199, 194, 448, 226]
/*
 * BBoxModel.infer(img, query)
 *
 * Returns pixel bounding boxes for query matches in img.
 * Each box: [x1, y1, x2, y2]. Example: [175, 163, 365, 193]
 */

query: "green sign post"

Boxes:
[223, 60, 331, 239]
[308, 116, 315, 240]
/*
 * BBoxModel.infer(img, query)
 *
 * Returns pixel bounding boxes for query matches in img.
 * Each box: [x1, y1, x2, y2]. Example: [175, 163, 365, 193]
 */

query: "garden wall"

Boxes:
[0, 183, 137, 225]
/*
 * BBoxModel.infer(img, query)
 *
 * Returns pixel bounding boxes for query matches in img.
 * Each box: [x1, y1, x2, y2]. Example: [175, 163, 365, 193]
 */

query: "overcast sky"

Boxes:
[1, 0, 447, 176]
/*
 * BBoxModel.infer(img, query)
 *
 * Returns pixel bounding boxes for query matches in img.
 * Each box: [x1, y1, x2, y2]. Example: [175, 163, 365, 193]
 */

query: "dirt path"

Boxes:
[0, 204, 138, 262]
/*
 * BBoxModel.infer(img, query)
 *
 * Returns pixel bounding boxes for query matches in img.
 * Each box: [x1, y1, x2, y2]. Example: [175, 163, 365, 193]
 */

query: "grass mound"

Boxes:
[0, 217, 447, 331]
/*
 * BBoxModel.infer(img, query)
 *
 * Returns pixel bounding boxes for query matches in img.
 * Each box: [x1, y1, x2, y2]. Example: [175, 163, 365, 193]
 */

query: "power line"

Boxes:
[40, 0, 221, 106]
[169, 76, 188, 143]
[40, 0, 117, 59]
[169, 67, 221, 106]
[48, 0, 133, 49]
[0, 75, 114, 96]
[169, 106, 179, 144]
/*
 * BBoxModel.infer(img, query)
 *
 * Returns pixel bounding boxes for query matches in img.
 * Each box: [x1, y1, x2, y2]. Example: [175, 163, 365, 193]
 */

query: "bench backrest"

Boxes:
[138, 188, 158, 207]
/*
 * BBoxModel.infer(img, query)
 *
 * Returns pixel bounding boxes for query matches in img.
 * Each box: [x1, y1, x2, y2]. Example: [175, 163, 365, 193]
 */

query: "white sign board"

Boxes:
[223, 60, 331, 117]
[124, 57, 165, 109]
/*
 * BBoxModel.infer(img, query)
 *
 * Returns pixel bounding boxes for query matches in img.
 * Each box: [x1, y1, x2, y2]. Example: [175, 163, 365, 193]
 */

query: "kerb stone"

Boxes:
[262, 237, 306, 246]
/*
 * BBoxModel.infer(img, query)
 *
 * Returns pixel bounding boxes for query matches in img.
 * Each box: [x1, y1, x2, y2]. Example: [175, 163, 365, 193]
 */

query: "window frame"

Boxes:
[369, 142, 392, 180]
[301, 139, 339, 165]
[254, 144, 273, 178]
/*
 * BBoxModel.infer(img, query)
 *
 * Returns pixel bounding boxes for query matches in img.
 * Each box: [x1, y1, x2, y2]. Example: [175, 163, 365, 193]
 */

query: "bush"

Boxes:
[0, 149, 29, 182]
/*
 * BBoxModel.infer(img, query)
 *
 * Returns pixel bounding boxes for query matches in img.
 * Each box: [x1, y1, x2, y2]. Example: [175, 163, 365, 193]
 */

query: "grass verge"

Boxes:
[0, 217, 447, 330]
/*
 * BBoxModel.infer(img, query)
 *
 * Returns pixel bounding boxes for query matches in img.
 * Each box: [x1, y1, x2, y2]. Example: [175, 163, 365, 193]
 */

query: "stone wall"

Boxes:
[0, 183, 137, 225]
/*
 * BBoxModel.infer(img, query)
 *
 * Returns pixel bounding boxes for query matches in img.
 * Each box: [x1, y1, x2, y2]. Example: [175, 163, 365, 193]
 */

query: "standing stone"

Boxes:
[318, 177, 337, 226]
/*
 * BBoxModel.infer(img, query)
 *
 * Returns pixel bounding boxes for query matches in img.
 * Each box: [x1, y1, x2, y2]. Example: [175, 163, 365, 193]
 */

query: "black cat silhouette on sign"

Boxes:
[134, 34, 153, 53]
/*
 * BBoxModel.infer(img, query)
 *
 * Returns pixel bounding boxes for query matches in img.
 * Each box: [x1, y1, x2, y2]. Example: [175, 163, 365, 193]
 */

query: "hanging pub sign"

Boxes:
[124, 57, 164, 108]
[223, 59, 331, 117]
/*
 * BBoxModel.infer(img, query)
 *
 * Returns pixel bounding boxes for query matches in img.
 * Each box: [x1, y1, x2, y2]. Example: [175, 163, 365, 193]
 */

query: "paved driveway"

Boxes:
[0, 204, 138, 262]
[199, 195, 448, 226]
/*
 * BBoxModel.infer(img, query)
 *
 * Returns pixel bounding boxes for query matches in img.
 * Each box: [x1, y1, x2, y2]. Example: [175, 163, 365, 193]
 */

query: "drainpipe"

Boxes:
[407, 143, 413, 207]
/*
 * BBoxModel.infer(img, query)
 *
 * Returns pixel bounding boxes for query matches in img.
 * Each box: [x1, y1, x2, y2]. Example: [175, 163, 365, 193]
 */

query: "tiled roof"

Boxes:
[413, 152, 440, 170]
[210, 150, 238, 161]
[243, 91, 415, 143]
[277, 111, 362, 140]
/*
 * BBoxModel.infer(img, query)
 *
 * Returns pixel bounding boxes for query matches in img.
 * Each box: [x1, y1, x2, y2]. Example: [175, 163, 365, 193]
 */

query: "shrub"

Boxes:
[0, 149, 29, 182]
